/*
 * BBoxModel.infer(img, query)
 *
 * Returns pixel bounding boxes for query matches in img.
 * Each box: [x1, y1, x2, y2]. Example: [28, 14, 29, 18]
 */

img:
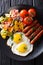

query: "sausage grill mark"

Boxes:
[30, 30, 43, 44]
[29, 26, 43, 40]
[25, 23, 40, 36]
[23, 20, 38, 33]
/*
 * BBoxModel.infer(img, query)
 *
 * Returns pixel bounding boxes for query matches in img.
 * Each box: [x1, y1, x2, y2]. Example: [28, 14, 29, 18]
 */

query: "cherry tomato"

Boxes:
[20, 9, 28, 18]
[23, 16, 33, 25]
[28, 8, 36, 17]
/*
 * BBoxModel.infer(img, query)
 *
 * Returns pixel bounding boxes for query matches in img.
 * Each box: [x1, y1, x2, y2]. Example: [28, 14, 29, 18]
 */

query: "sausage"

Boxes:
[29, 25, 43, 40]
[30, 30, 43, 44]
[23, 26, 31, 33]
[25, 23, 40, 36]
[42, 30, 43, 35]
[23, 20, 38, 33]
[23, 24, 27, 28]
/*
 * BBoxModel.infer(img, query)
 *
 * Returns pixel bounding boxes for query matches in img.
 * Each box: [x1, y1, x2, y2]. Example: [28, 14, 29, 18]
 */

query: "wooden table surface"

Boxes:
[0, 0, 43, 65]
[0, 50, 43, 65]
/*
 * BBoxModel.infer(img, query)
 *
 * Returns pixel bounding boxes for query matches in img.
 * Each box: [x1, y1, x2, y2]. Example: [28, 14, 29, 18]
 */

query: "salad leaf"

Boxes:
[0, 16, 4, 23]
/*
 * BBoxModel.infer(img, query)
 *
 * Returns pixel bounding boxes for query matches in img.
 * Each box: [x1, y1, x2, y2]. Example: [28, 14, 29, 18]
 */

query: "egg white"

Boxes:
[11, 42, 33, 56]
[7, 32, 30, 47]
[7, 32, 33, 56]
[7, 37, 17, 47]
[13, 32, 30, 43]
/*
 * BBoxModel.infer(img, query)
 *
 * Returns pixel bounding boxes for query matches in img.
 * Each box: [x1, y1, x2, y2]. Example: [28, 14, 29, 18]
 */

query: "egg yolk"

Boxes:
[17, 43, 27, 53]
[13, 33, 22, 44]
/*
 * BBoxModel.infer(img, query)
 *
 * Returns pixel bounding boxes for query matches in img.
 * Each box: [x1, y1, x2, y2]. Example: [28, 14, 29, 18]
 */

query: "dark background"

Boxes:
[0, 0, 43, 65]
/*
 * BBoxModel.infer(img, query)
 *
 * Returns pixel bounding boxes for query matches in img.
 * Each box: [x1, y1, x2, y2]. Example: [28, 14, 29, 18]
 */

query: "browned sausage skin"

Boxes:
[30, 30, 43, 44]
[29, 25, 43, 40]
[23, 20, 38, 33]
[25, 23, 40, 36]
[42, 30, 43, 35]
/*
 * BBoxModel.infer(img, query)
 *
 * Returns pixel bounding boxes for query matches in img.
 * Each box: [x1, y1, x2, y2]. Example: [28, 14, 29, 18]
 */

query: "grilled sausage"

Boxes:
[30, 30, 43, 44]
[23, 24, 27, 28]
[29, 25, 43, 40]
[23, 20, 38, 33]
[42, 30, 43, 35]
[25, 23, 40, 36]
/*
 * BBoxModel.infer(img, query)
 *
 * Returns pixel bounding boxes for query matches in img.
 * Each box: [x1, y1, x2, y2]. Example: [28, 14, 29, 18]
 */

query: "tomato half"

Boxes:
[23, 16, 33, 25]
[20, 9, 28, 18]
[28, 8, 36, 17]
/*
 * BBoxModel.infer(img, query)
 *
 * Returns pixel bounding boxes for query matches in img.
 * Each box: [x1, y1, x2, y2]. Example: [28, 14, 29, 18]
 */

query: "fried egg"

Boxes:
[11, 42, 33, 56]
[7, 32, 30, 47]
[13, 32, 30, 44]
[7, 32, 33, 56]
[7, 37, 14, 47]
[7, 37, 18, 47]
[13, 32, 22, 44]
